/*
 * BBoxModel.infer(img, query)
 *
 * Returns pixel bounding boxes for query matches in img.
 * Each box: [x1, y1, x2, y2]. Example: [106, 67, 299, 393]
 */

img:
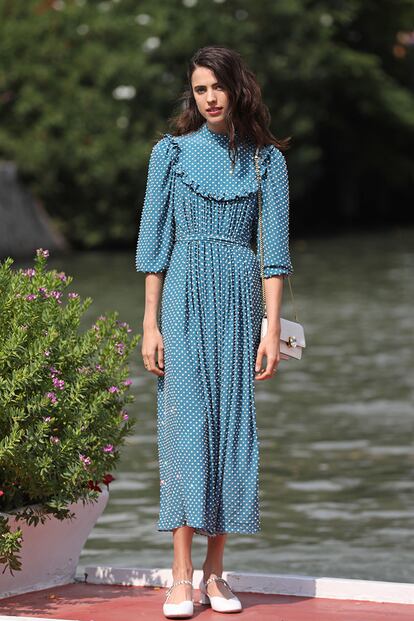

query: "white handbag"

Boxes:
[254, 147, 306, 360]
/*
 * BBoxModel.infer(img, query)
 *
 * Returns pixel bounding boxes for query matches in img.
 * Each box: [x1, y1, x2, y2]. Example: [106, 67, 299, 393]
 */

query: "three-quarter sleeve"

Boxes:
[256, 145, 293, 278]
[135, 135, 177, 273]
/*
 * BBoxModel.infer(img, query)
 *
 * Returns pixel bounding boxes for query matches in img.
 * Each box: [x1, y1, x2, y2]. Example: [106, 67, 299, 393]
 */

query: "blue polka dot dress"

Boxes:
[135, 121, 293, 537]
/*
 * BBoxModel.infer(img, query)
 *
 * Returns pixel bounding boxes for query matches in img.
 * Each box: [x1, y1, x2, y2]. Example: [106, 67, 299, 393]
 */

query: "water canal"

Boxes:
[18, 227, 413, 583]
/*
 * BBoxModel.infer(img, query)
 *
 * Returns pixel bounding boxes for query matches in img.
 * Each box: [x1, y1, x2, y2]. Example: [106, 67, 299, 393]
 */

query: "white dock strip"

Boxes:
[83, 565, 414, 605]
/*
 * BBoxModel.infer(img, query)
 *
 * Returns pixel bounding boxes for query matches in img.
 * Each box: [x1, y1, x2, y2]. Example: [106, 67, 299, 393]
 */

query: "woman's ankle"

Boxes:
[172, 563, 194, 581]
[202, 563, 223, 580]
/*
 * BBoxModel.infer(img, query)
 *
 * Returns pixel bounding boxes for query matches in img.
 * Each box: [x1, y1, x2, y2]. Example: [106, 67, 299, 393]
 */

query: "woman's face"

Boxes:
[191, 66, 230, 134]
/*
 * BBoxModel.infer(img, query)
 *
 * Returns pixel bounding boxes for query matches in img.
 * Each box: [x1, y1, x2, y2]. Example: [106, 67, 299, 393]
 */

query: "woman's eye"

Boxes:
[194, 85, 224, 94]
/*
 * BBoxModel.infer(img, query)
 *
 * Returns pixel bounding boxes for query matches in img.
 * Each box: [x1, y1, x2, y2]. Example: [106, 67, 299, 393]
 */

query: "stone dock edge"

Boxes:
[80, 565, 414, 605]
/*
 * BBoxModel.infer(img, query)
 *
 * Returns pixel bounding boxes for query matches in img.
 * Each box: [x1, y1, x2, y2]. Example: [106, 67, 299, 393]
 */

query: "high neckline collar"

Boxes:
[201, 121, 232, 144]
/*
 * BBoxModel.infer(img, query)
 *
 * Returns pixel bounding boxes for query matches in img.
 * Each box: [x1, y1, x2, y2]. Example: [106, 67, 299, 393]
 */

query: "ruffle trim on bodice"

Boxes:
[161, 132, 275, 202]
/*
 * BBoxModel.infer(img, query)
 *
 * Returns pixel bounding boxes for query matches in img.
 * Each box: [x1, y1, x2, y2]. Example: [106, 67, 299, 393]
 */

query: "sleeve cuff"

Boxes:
[263, 266, 294, 278]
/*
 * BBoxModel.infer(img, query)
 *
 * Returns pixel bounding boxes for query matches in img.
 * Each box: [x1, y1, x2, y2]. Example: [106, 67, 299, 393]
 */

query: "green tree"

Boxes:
[0, 0, 413, 248]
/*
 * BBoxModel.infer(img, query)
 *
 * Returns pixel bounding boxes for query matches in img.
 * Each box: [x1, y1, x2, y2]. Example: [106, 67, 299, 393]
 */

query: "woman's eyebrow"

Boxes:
[193, 82, 219, 88]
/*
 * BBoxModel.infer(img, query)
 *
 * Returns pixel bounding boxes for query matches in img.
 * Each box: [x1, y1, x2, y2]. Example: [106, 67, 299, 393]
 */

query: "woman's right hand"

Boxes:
[141, 325, 165, 376]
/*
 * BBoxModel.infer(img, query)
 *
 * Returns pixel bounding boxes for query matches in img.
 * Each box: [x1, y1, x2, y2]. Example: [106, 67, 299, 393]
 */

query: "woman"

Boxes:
[136, 45, 293, 619]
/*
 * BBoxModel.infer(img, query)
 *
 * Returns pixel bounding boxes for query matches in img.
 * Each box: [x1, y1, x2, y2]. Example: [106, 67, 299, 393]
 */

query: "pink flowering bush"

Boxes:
[0, 250, 140, 575]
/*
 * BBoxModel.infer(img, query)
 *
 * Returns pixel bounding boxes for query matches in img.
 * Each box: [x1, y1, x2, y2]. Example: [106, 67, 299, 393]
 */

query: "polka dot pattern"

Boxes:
[135, 121, 293, 537]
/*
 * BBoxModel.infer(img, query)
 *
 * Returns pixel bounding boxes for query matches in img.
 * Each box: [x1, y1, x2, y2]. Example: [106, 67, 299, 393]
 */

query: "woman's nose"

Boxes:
[206, 90, 217, 103]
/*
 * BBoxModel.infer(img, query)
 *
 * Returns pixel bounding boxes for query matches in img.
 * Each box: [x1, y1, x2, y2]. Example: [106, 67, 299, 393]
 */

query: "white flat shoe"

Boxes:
[199, 576, 242, 613]
[163, 578, 194, 619]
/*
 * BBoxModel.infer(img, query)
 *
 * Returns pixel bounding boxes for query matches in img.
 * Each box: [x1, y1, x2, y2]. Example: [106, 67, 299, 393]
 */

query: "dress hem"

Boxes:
[157, 523, 261, 538]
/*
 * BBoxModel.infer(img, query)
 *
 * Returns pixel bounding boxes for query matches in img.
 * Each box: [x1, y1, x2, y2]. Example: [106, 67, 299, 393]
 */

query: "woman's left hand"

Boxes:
[254, 332, 289, 380]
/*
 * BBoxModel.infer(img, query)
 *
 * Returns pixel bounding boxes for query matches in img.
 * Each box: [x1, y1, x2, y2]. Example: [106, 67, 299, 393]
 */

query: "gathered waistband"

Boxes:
[175, 234, 251, 248]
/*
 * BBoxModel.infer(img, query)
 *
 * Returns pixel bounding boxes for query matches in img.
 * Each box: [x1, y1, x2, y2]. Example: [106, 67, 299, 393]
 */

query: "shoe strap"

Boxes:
[166, 579, 193, 599]
[205, 576, 232, 590]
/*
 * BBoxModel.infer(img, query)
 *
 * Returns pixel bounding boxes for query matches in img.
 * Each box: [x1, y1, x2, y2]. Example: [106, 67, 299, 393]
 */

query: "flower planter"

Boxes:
[0, 488, 109, 599]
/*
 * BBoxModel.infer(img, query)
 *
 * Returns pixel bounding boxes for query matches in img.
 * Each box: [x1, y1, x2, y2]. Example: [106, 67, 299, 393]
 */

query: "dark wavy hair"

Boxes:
[166, 45, 291, 166]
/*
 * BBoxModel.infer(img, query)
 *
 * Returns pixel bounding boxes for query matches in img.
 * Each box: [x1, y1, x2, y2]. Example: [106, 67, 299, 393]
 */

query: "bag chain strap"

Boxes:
[254, 146, 299, 323]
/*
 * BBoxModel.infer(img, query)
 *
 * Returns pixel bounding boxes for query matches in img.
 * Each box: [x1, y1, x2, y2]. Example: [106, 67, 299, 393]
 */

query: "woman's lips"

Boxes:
[207, 107, 222, 115]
